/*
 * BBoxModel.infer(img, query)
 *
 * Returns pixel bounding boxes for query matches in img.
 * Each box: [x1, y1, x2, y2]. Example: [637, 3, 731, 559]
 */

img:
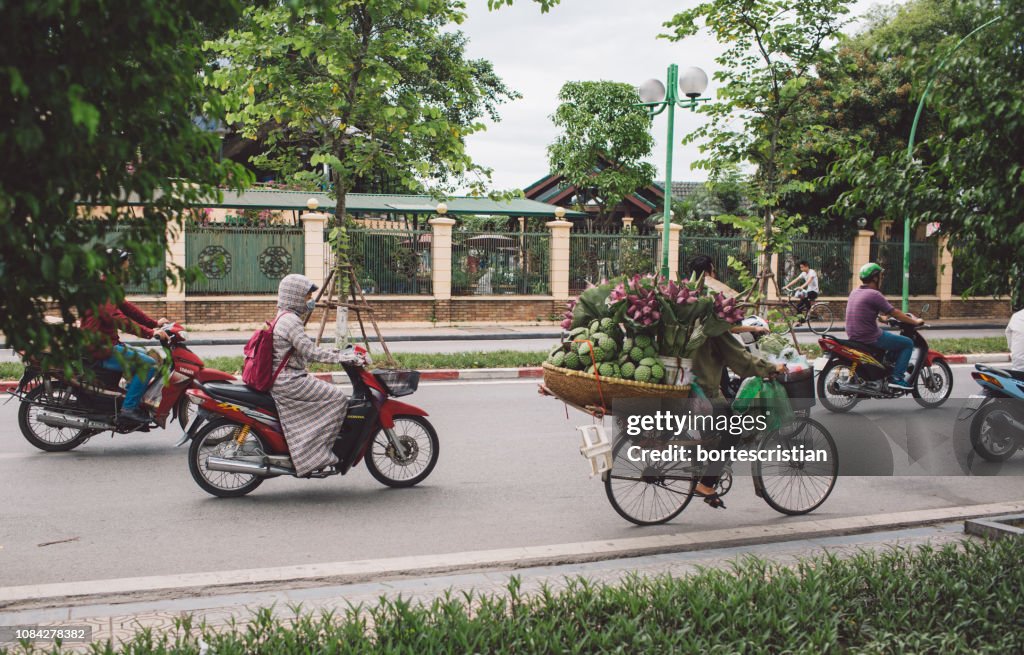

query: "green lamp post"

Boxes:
[636, 65, 711, 279]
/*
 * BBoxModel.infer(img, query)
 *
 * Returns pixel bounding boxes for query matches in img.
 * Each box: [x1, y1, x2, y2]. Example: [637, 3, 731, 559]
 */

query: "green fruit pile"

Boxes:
[546, 323, 666, 384]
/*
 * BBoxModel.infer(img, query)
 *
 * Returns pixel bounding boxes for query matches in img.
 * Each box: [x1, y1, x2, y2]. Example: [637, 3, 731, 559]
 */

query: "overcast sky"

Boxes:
[455, 0, 888, 194]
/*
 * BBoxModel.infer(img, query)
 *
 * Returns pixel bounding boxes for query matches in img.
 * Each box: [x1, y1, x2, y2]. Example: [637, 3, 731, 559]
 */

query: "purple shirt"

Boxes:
[845, 286, 894, 343]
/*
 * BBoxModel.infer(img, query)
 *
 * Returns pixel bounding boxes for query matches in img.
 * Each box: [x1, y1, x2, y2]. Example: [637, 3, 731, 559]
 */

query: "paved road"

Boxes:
[1, 365, 1022, 587]
[0, 327, 1004, 363]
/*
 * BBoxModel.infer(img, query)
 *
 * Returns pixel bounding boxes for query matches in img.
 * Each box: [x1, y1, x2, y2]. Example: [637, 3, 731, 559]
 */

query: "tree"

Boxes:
[207, 1, 518, 226]
[830, 0, 1024, 308]
[0, 1, 250, 367]
[548, 82, 656, 229]
[663, 0, 854, 296]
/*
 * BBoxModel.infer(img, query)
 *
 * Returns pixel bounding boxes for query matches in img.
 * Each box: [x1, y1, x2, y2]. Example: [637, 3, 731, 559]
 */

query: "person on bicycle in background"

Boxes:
[783, 260, 819, 317]
[845, 262, 924, 391]
[80, 249, 170, 424]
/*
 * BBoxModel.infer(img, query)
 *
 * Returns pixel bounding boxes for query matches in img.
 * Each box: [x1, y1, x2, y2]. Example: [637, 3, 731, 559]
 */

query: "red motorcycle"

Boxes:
[14, 323, 235, 451]
[180, 354, 438, 497]
[816, 306, 953, 413]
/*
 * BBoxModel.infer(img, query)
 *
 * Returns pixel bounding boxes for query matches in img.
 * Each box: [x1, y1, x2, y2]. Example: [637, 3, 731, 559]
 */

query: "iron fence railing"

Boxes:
[870, 240, 938, 296]
[678, 235, 757, 291]
[569, 232, 658, 294]
[451, 230, 550, 295]
[343, 228, 433, 295]
[784, 239, 853, 296]
[185, 225, 304, 295]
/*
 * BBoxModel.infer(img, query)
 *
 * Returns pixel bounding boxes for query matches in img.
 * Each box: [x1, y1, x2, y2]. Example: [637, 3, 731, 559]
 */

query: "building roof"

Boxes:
[117, 188, 584, 218]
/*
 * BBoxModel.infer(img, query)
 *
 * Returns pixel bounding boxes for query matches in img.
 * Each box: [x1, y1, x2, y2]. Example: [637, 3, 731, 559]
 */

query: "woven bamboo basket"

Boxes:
[542, 362, 690, 410]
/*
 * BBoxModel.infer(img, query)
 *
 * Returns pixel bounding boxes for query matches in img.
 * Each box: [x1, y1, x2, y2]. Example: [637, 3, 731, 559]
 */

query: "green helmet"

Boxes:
[859, 262, 884, 281]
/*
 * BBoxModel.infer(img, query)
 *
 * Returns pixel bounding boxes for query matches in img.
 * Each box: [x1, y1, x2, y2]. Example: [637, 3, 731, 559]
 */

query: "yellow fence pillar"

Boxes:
[429, 216, 456, 300]
[546, 217, 573, 300]
[937, 235, 954, 301]
[851, 229, 875, 291]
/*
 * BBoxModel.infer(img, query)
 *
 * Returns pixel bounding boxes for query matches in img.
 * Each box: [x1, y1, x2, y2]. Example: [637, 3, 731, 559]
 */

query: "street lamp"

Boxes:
[636, 65, 710, 279]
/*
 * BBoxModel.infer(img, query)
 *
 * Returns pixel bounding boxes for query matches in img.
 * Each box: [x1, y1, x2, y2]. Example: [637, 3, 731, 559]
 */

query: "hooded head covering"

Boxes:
[277, 274, 316, 315]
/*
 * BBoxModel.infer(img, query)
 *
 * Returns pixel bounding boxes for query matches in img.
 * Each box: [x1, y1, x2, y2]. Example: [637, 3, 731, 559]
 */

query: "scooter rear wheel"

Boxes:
[189, 419, 266, 497]
[17, 382, 92, 452]
[970, 402, 1021, 462]
[817, 361, 861, 414]
[364, 416, 439, 488]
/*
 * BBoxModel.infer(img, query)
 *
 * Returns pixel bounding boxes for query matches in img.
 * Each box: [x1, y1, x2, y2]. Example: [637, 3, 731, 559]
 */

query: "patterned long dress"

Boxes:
[270, 274, 360, 476]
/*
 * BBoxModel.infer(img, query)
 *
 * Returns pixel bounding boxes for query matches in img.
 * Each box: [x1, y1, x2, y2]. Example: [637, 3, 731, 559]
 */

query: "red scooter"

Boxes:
[180, 351, 438, 497]
[13, 323, 236, 451]
[816, 306, 953, 413]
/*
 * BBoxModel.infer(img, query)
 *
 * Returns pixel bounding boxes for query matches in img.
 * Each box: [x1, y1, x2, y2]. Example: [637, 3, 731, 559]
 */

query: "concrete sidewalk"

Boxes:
[2, 498, 1020, 649]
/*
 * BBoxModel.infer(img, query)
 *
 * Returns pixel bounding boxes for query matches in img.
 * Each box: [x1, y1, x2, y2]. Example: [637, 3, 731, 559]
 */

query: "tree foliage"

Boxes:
[548, 81, 655, 227]
[663, 0, 853, 291]
[0, 0, 250, 366]
[829, 0, 1024, 308]
[207, 0, 520, 230]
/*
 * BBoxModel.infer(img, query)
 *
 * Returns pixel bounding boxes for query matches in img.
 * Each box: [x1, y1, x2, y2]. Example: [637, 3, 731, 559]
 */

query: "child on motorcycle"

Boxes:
[270, 274, 369, 477]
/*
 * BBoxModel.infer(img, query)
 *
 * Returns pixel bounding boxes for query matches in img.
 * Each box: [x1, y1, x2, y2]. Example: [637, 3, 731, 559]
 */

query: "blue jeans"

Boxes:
[874, 331, 914, 380]
[100, 344, 157, 410]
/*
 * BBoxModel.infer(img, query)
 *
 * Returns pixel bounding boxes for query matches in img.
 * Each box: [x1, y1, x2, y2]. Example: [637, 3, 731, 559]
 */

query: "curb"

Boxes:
[2, 499, 1022, 611]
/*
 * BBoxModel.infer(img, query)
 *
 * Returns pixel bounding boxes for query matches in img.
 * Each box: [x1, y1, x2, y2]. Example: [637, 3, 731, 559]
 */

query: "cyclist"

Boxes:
[845, 262, 924, 391]
[783, 260, 819, 317]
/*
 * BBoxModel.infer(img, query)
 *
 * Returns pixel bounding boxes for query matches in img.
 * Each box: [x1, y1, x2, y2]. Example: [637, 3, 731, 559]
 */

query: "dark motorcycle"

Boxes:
[816, 305, 952, 413]
[180, 352, 438, 497]
[12, 323, 235, 451]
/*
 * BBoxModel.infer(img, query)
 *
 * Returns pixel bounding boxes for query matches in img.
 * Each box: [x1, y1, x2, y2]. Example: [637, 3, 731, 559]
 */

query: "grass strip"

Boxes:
[0, 336, 1009, 380]
[6, 538, 1022, 654]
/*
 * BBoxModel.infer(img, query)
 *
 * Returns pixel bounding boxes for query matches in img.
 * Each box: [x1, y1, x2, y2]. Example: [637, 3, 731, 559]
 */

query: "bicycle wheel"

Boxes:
[754, 418, 838, 515]
[604, 437, 696, 525]
[805, 303, 834, 335]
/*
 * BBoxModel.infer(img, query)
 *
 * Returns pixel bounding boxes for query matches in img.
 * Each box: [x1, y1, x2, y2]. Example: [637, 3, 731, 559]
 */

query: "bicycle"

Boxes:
[784, 290, 834, 336]
[603, 413, 838, 525]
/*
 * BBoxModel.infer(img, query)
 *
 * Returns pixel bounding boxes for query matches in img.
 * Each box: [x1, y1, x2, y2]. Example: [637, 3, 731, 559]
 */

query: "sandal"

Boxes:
[693, 487, 727, 509]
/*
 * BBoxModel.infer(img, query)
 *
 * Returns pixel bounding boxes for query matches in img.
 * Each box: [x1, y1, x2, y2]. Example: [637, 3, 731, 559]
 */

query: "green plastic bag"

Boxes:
[759, 380, 795, 430]
[732, 376, 763, 413]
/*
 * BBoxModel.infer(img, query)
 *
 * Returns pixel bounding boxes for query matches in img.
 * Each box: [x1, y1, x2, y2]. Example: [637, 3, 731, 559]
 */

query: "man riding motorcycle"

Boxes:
[845, 262, 924, 391]
[79, 249, 170, 424]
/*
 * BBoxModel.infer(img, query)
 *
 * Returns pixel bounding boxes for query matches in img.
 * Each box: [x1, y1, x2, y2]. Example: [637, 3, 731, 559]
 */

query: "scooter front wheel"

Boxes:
[364, 416, 439, 488]
[912, 359, 953, 408]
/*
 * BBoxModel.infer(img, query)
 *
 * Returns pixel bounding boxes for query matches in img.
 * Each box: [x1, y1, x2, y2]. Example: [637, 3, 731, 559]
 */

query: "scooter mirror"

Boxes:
[920, 303, 930, 316]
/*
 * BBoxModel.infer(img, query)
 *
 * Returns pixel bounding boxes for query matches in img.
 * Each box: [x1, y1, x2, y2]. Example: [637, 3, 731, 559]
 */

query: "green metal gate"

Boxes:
[186, 226, 304, 295]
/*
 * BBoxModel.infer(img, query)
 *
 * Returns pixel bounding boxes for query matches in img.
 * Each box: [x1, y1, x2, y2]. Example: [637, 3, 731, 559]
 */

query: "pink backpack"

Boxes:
[241, 312, 293, 392]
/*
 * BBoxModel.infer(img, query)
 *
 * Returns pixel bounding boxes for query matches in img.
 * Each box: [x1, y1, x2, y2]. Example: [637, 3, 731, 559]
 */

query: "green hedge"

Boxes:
[6, 538, 1022, 654]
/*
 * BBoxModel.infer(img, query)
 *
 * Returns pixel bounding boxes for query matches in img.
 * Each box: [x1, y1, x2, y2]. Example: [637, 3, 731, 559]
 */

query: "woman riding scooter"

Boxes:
[270, 274, 369, 477]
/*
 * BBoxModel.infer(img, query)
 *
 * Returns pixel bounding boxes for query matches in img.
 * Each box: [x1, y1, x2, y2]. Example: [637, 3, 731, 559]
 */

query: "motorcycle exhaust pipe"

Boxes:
[36, 410, 116, 431]
[836, 383, 886, 398]
[205, 456, 295, 477]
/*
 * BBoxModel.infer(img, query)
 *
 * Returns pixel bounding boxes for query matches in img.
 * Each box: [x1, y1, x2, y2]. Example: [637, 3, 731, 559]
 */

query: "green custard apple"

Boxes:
[549, 351, 566, 367]
[598, 362, 616, 377]
[629, 346, 645, 363]
[597, 334, 616, 354]
[622, 337, 634, 353]
[620, 362, 636, 379]
[638, 357, 658, 368]
[634, 365, 653, 383]
[562, 351, 582, 370]
[634, 334, 653, 349]
[650, 364, 665, 383]
[643, 345, 657, 359]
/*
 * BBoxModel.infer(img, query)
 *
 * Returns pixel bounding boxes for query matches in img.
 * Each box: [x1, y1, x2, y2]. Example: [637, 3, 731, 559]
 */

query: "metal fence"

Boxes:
[452, 230, 550, 295]
[570, 232, 658, 293]
[343, 228, 433, 295]
[870, 240, 938, 296]
[678, 235, 757, 291]
[784, 239, 853, 296]
[185, 225, 304, 295]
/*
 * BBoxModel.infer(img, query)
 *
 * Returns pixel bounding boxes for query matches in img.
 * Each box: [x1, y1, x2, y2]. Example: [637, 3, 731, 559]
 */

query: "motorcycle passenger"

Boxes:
[271, 274, 368, 477]
[79, 249, 170, 424]
[845, 263, 924, 391]
[1007, 308, 1024, 371]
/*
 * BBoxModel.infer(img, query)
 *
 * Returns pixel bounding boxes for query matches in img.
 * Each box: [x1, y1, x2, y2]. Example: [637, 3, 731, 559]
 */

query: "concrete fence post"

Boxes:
[667, 223, 682, 280]
[546, 218, 572, 300]
[165, 219, 186, 303]
[429, 216, 456, 300]
[300, 210, 329, 290]
[851, 229, 875, 292]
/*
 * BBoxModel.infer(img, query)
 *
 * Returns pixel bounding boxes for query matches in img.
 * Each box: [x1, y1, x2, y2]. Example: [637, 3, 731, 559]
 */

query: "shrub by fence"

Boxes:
[185, 225, 304, 295]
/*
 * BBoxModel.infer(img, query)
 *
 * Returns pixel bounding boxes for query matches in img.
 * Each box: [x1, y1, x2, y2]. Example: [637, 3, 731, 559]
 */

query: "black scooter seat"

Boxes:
[203, 381, 278, 414]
